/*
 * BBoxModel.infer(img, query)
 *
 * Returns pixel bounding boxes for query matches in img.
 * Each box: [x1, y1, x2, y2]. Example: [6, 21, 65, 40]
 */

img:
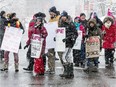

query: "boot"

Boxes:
[59, 63, 68, 77]
[1, 63, 8, 71]
[60, 63, 74, 78]
[42, 54, 46, 70]
[65, 63, 74, 78]
[23, 58, 34, 71]
[15, 63, 19, 72]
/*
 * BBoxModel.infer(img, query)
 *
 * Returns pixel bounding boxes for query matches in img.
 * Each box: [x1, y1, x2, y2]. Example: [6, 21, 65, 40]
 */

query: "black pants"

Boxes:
[73, 49, 81, 64]
[0, 35, 4, 60]
[105, 49, 115, 64]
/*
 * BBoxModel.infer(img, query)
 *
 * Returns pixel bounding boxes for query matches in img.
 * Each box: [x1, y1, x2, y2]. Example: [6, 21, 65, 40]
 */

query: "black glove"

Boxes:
[100, 47, 102, 51]
[62, 38, 66, 42]
[85, 35, 88, 38]
[54, 37, 56, 41]
[24, 45, 29, 49]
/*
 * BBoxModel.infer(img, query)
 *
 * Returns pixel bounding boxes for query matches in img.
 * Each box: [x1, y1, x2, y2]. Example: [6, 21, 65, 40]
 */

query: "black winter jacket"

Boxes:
[58, 16, 78, 48]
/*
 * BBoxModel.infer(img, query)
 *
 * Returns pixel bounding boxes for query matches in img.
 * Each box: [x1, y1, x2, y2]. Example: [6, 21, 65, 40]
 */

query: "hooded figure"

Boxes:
[23, 12, 47, 72]
[102, 17, 116, 66]
[25, 17, 48, 75]
[84, 18, 102, 72]
[57, 11, 78, 78]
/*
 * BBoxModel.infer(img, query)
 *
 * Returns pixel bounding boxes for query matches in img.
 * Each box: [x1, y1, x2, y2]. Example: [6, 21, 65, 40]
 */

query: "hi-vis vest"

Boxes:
[8, 21, 20, 28]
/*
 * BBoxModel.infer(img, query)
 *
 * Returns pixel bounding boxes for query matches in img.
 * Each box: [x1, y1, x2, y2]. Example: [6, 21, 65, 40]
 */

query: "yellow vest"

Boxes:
[49, 15, 60, 22]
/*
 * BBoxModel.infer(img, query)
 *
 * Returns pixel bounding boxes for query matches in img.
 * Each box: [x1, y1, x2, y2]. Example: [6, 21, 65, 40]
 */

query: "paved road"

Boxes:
[0, 53, 116, 87]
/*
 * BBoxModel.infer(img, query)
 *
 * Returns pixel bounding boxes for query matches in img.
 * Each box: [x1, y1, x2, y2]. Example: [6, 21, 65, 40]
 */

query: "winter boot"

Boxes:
[15, 63, 19, 72]
[65, 63, 74, 78]
[59, 63, 68, 77]
[23, 58, 34, 71]
[42, 54, 46, 70]
[1, 63, 8, 71]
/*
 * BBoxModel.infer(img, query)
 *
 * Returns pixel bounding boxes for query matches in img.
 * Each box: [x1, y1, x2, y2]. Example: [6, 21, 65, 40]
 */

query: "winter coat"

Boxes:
[86, 19, 102, 48]
[28, 19, 36, 38]
[49, 15, 60, 22]
[74, 22, 85, 39]
[58, 16, 78, 48]
[102, 22, 116, 49]
[26, 26, 48, 55]
[79, 19, 87, 29]
[0, 17, 7, 35]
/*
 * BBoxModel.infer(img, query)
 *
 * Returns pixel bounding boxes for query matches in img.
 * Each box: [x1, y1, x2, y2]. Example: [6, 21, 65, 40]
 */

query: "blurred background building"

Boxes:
[0, 0, 115, 23]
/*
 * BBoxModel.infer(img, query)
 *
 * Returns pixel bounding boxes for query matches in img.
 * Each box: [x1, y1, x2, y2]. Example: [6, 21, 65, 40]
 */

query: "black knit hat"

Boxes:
[80, 13, 86, 17]
[49, 6, 57, 13]
[0, 11, 5, 17]
[61, 11, 68, 17]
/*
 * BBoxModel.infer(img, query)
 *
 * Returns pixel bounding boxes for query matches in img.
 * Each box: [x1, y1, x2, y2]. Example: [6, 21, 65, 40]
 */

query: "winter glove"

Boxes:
[85, 35, 88, 38]
[62, 38, 66, 42]
[100, 47, 102, 51]
[24, 45, 29, 49]
[54, 37, 56, 41]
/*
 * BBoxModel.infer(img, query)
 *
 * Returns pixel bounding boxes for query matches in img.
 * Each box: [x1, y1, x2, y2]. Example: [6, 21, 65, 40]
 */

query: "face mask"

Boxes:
[104, 22, 111, 28]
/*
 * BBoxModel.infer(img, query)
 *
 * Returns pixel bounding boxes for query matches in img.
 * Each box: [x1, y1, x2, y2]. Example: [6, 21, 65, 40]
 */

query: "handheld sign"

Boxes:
[86, 36, 100, 58]
[31, 34, 43, 58]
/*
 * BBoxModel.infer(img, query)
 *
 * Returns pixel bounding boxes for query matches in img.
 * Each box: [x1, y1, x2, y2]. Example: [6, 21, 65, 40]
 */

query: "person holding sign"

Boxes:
[102, 17, 116, 67]
[45, 6, 60, 74]
[1, 13, 24, 72]
[73, 16, 85, 67]
[23, 12, 46, 72]
[84, 18, 102, 72]
[57, 11, 78, 78]
[25, 17, 48, 75]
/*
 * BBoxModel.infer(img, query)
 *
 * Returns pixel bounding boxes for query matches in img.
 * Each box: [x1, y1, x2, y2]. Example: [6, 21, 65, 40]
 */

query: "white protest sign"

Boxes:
[86, 36, 100, 58]
[73, 30, 82, 50]
[1, 27, 23, 53]
[55, 27, 66, 52]
[44, 22, 58, 49]
[31, 34, 43, 58]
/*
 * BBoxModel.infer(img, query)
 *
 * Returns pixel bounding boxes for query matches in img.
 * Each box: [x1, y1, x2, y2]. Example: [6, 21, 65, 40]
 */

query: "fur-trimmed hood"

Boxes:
[88, 18, 97, 25]
[103, 16, 114, 24]
[58, 15, 73, 27]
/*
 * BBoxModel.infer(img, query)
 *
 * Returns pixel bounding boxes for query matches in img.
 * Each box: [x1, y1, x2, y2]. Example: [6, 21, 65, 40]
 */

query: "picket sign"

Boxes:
[1, 27, 23, 53]
[31, 34, 43, 58]
[55, 27, 66, 52]
[44, 22, 58, 49]
[86, 36, 100, 58]
[73, 30, 82, 50]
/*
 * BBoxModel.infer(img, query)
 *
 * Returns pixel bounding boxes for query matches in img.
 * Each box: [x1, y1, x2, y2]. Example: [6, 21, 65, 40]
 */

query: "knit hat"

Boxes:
[61, 11, 68, 17]
[49, 6, 57, 14]
[0, 11, 5, 17]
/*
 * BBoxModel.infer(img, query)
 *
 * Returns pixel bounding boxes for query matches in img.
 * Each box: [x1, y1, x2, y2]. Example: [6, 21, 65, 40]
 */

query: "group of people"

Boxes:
[0, 11, 24, 72]
[0, 6, 116, 79]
